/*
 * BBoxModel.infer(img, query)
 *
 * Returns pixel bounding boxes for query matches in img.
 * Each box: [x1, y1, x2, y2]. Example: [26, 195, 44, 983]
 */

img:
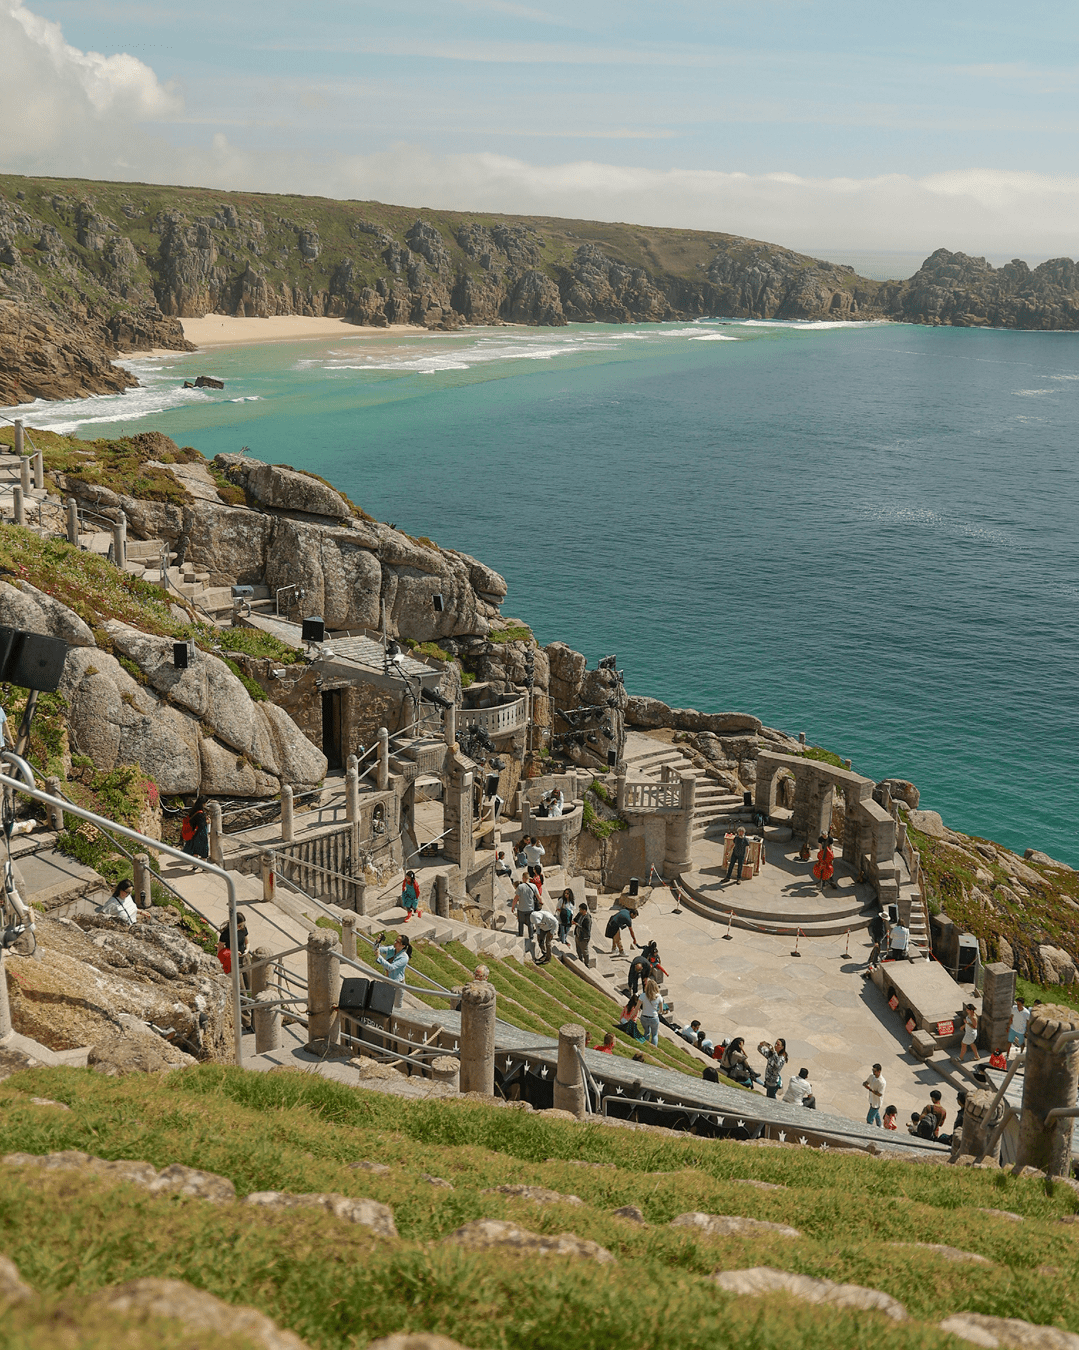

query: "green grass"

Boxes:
[0, 1066, 1074, 1350]
[1015, 975, 1079, 1012]
[583, 798, 628, 841]
[801, 746, 851, 771]
[488, 625, 533, 644]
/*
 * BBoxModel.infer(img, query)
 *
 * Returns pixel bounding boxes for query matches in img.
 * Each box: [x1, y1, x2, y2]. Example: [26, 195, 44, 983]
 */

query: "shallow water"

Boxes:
[8, 319, 1078, 864]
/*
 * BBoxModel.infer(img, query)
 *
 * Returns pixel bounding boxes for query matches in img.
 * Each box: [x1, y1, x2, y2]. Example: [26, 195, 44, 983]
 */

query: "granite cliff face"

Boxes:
[1, 175, 1076, 405]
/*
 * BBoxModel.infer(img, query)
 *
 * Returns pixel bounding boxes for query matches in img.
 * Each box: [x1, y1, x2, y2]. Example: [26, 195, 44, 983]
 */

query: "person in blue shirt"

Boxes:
[376, 933, 412, 983]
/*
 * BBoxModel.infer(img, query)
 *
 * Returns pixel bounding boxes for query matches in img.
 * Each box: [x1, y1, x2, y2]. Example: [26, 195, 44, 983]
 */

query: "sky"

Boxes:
[1, 0, 1077, 260]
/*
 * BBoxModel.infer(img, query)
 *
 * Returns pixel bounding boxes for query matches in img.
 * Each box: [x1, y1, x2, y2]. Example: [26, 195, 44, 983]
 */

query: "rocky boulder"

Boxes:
[218, 455, 353, 521]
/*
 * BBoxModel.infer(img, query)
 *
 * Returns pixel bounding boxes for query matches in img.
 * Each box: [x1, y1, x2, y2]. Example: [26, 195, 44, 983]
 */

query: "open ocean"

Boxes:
[8, 319, 1078, 865]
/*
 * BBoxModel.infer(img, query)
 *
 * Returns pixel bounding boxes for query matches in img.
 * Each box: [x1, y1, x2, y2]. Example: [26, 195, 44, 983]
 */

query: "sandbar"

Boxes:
[178, 315, 426, 348]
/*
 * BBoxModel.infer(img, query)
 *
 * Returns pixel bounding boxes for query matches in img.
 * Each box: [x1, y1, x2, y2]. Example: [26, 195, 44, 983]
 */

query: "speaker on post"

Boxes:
[338, 977, 370, 1011]
[485, 772, 500, 797]
[301, 617, 325, 644]
[0, 627, 69, 693]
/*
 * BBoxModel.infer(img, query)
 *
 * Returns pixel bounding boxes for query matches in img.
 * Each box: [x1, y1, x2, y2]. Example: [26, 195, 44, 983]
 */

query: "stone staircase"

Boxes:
[622, 737, 753, 842]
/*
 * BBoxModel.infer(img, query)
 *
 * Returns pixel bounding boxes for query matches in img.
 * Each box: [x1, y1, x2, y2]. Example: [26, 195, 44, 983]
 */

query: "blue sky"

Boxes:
[3, 1, 1077, 257]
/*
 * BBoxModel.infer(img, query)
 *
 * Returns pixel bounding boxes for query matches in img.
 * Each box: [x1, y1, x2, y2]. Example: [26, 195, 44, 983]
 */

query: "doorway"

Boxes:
[321, 689, 343, 769]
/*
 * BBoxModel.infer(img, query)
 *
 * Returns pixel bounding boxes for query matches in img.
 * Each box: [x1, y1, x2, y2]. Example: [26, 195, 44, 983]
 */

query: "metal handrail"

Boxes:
[0, 753, 245, 1067]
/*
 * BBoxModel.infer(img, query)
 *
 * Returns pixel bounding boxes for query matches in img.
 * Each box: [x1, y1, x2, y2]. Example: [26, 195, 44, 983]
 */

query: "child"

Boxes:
[989, 1046, 1008, 1070]
[883, 1104, 898, 1130]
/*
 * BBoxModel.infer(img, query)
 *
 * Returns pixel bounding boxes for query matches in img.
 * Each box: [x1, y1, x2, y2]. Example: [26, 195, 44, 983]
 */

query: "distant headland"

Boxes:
[0, 173, 1076, 406]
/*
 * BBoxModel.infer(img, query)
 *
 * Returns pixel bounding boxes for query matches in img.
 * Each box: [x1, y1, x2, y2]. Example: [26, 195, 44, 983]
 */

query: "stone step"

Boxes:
[13, 847, 106, 917]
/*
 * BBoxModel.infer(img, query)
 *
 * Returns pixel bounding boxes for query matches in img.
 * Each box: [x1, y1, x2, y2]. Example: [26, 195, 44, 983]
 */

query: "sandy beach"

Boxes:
[179, 315, 427, 348]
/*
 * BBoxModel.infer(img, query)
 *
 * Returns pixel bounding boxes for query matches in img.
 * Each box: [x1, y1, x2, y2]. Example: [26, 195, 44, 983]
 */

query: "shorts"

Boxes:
[1007, 1027, 1025, 1046]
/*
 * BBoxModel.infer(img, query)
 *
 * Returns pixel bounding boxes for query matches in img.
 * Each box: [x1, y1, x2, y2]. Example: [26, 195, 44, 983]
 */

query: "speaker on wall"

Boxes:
[172, 642, 189, 670]
[302, 617, 325, 644]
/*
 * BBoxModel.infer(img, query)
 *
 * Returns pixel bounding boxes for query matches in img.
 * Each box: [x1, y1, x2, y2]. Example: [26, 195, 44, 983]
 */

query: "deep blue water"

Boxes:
[9, 319, 1078, 863]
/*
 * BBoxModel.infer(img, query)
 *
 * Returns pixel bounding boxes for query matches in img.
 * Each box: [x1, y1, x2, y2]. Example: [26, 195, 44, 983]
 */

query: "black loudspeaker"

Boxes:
[338, 977, 370, 1011]
[956, 934, 979, 984]
[887, 904, 900, 925]
[302, 617, 325, 644]
[432, 593, 444, 612]
[0, 627, 69, 693]
[485, 772, 500, 797]
[629, 877, 640, 897]
[366, 980, 398, 1016]
[743, 791, 753, 807]
[607, 749, 617, 768]
[172, 642, 189, 670]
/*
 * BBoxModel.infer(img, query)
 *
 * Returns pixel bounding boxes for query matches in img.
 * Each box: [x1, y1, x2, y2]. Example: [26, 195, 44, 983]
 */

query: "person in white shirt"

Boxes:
[1007, 998, 1030, 1055]
[546, 789, 564, 818]
[638, 977, 664, 1045]
[101, 879, 138, 926]
[862, 1063, 886, 1126]
[782, 1067, 816, 1108]
[523, 838, 546, 868]
[888, 921, 910, 960]
[679, 1019, 702, 1044]
[529, 906, 558, 964]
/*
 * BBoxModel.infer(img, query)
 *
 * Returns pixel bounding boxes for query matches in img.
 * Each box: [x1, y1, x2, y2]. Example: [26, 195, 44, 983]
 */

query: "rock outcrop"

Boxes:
[2, 176, 1074, 404]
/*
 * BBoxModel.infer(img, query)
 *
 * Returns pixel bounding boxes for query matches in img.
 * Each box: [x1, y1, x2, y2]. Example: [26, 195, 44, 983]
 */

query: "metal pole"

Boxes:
[0, 755, 244, 1069]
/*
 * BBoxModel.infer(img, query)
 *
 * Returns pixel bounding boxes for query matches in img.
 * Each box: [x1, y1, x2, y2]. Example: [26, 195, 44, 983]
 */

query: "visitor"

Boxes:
[572, 903, 592, 963]
[523, 837, 546, 868]
[618, 995, 645, 1041]
[472, 964, 489, 982]
[883, 1104, 898, 1131]
[679, 1019, 702, 1045]
[627, 948, 653, 995]
[545, 788, 565, 818]
[400, 870, 420, 921]
[376, 932, 412, 985]
[513, 871, 540, 938]
[909, 1106, 937, 1140]
[594, 1032, 616, 1054]
[529, 864, 545, 899]
[888, 917, 910, 961]
[938, 1091, 966, 1148]
[866, 909, 887, 971]
[958, 1002, 979, 1062]
[989, 1046, 1008, 1070]
[604, 905, 639, 956]
[1008, 997, 1030, 1056]
[813, 834, 835, 892]
[929, 1089, 947, 1136]
[530, 904, 558, 964]
[101, 879, 138, 926]
[639, 977, 663, 1046]
[494, 851, 512, 878]
[782, 1067, 815, 1108]
[757, 1038, 788, 1099]
[718, 1036, 757, 1085]
[514, 838, 529, 869]
[725, 827, 750, 884]
[699, 1034, 715, 1057]
[641, 939, 667, 978]
[181, 796, 209, 866]
[556, 889, 575, 943]
[862, 1063, 886, 1126]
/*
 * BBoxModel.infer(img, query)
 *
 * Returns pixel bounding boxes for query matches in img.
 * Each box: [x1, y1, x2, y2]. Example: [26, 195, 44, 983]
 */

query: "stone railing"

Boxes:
[458, 697, 527, 738]
[620, 780, 682, 810]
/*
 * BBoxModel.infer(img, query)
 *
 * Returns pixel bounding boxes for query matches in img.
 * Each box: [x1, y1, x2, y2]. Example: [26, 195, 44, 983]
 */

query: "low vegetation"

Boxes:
[0, 1066, 1075, 1349]
[802, 745, 851, 772]
[488, 625, 533, 645]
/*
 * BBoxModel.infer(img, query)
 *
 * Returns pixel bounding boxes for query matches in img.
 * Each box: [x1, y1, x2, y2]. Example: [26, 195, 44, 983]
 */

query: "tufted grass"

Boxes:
[0, 1067, 1074, 1349]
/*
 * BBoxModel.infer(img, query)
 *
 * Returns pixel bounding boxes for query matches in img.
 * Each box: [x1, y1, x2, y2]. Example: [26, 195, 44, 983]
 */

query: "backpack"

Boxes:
[181, 815, 195, 843]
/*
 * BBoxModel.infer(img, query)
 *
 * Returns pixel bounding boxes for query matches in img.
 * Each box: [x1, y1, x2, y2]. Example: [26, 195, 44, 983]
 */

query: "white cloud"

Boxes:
[0, 4, 1074, 261]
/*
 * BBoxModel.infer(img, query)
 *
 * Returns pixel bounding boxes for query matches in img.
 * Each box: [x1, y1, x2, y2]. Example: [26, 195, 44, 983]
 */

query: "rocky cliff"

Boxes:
[1, 175, 1075, 404]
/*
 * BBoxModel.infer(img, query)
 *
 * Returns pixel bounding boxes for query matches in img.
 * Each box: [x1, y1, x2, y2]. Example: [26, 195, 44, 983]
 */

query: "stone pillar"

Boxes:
[340, 913, 357, 962]
[66, 497, 79, 545]
[347, 753, 358, 773]
[306, 929, 340, 1050]
[12, 486, 23, 526]
[132, 852, 151, 910]
[112, 512, 127, 568]
[459, 980, 496, 1095]
[253, 989, 282, 1053]
[553, 1022, 587, 1118]
[346, 768, 359, 823]
[663, 771, 696, 878]
[377, 727, 389, 791]
[260, 852, 275, 902]
[32, 450, 43, 491]
[0, 952, 12, 1041]
[980, 963, 1017, 1055]
[13, 420, 23, 457]
[280, 785, 294, 842]
[434, 873, 449, 919]
[444, 705, 456, 749]
[1016, 1004, 1079, 1178]
[429, 1055, 460, 1089]
[957, 1089, 1002, 1163]
[353, 879, 367, 916]
[616, 769, 627, 811]
[443, 764, 474, 873]
[43, 776, 65, 833]
[19, 454, 30, 495]
[207, 801, 223, 866]
[249, 946, 273, 998]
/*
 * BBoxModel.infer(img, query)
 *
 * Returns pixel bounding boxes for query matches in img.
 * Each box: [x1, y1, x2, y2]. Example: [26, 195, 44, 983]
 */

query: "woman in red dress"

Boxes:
[813, 834, 835, 891]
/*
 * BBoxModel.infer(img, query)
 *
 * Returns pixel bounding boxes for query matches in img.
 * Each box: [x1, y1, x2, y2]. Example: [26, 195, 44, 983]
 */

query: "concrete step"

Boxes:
[14, 847, 106, 917]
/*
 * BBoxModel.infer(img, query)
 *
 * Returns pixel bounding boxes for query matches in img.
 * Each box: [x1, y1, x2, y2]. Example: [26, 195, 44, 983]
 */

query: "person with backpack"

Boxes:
[400, 870, 421, 921]
[572, 902, 592, 963]
[181, 796, 209, 865]
[556, 889, 575, 943]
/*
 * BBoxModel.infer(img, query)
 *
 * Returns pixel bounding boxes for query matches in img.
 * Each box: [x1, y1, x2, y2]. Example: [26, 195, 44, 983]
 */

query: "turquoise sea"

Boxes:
[9, 319, 1078, 864]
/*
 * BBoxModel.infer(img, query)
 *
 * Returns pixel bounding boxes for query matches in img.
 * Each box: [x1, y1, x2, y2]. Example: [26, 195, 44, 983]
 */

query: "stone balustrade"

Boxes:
[457, 697, 527, 738]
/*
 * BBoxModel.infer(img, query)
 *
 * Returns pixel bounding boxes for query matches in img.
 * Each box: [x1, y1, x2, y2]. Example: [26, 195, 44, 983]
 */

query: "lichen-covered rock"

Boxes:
[0, 580, 97, 648]
[670, 1212, 801, 1239]
[485, 1185, 582, 1205]
[88, 1035, 197, 1076]
[368, 1337, 475, 1350]
[84, 1278, 310, 1350]
[711, 1267, 906, 1320]
[879, 778, 920, 810]
[907, 810, 948, 839]
[148, 1164, 236, 1203]
[890, 1242, 991, 1264]
[442, 1219, 613, 1263]
[0, 1253, 33, 1305]
[243, 1190, 397, 1236]
[938, 1312, 1079, 1349]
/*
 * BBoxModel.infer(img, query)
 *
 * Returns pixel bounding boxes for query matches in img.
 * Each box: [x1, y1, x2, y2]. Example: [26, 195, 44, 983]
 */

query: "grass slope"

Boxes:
[0, 1067, 1075, 1350]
